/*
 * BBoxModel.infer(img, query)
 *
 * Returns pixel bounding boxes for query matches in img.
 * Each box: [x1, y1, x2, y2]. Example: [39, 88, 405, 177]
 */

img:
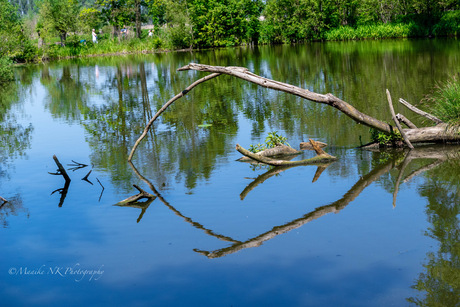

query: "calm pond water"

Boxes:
[1, 39, 459, 306]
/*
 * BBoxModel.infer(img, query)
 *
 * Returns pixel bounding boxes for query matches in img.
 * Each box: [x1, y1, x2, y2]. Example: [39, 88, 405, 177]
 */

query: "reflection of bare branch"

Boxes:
[312, 164, 331, 183]
[114, 188, 156, 223]
[240, 165, 295, 200]
[240, 162, 332, 200]
[51, 180, 70, 207]
[197, 157, 398, 259]
[393, 150, 412, 208]
[403, 160, 444, 184]
[96, 178, 104, 201]
[82, 170, 93, 184]
[128, 161, 240, 243]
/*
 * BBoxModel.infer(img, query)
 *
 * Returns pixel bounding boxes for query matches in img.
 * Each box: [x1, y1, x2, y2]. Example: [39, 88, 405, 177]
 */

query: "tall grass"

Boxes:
[425, 76, 460, 126]
[324, 23, 416, 41]
[42, 32, 165, 60]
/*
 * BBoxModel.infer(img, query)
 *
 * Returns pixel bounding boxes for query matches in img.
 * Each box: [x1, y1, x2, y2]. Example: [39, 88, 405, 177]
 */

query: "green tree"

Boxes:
[79, 7, 103, 33]
[95, 0, 133, 37]
[0, 0, 25, 58]
[188, 0, 263, 47]
[37, 0, 80, 46]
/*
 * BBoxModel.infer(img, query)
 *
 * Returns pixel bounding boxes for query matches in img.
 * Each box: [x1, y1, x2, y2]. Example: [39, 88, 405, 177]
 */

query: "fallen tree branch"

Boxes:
[396, 113, 417, 129]
[52, 155, 71, 182]
[237, 144, 301, 162]
[0, 196, 7, 204]
[174, 64, 460, 146]
[115, 184, 156, 206]
[300, 140, 327, 150]
[128, 72, 221, 161]
[399, 98, 443, 124]
[387, 90, 414, 149]
[178, 63, 393, 134]
[236, 140, 337, 166]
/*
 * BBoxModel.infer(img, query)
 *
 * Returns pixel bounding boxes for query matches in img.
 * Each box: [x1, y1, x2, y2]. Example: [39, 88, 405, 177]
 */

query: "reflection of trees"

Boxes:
[43, 65, 90, 122]
[0, 78, 33, 227]
[0, 195, 28, 228]
[408, 154, 460, 306]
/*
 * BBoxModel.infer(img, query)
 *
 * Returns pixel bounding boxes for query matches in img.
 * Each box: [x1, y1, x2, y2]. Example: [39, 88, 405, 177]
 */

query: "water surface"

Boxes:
[1, 39, 459, 306]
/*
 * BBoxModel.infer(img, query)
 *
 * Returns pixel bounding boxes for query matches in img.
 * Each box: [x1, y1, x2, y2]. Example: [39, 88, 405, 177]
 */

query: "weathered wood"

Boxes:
[115, 184, 156, 206]
[237, 144, 301, 162]
[175, 64, 460, 146]
[300, 141, 327, 150]
[236, 141, 337, 166]
[308, 138, 327, 155]
[387, 90, 414, 149]
[396, 113, 417, 129]
[178, 63, 393, 134]
[399, 98, 443, 124]
[128, 72, 221, 161]
[0, 196, 7, 203]
[52, 155, 71, 182]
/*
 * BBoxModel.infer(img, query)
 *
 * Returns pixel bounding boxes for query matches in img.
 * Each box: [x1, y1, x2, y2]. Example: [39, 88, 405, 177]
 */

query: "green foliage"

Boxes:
[79, 7, 103, 33]
[433, 10, 460, 36]
[265, 131, 290, 148]
[0, 57, 14, 83]
[38, 0, 80, 46]
[189, 0, 263, 47]
[370, 128, 402, 146]
[249, 131, 290, 153]
[424, 76, 460, 126]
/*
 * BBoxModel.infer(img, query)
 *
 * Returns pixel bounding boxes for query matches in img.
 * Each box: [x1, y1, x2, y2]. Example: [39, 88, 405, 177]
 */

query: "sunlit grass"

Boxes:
[425, 76, 460, 126]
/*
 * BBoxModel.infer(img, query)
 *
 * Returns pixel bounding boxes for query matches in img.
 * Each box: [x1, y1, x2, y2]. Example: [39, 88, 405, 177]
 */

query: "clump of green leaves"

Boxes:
[0, 57, 14, 84]
[249, 131, 290, 153]
[370, 128, 402, 146]
[424, 76, 460, 126]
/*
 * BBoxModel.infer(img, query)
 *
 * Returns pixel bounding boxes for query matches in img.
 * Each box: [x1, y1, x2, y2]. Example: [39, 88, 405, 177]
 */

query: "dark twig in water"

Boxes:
[82, 170, 93, 185]
[67, 160, 89, 171]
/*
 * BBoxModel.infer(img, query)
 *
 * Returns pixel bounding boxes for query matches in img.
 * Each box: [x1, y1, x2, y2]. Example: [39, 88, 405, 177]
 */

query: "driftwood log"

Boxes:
[176, 64, 459, 143]
[237, 144, 301, 162]
[236, 139, 336, 166]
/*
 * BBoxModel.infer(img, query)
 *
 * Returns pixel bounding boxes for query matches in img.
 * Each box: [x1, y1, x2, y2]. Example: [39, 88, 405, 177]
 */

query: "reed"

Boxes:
[425, 76, 460, 126]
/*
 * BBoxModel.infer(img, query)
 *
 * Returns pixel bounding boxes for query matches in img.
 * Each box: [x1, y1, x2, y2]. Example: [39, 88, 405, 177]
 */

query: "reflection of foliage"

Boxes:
[43, 66, 91, 122]
[408, 160, 460, 306]
[0, 82, 34, 164]
[0, 195, 28, 228]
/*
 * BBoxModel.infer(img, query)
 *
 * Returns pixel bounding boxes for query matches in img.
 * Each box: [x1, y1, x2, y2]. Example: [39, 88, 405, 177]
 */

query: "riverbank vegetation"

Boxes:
[0, 0, 459, 66]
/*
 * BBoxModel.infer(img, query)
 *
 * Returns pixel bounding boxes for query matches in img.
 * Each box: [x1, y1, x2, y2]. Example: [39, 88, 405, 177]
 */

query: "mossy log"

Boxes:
[236, 139, 337, 166]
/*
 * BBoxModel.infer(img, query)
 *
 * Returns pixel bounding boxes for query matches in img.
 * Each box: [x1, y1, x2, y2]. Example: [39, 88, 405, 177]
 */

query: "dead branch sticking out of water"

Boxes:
[0, 196, 7, 205]
[115, 184, 156, 207]
[50, 155, 71, 207]
[387, 90, 414, 149]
